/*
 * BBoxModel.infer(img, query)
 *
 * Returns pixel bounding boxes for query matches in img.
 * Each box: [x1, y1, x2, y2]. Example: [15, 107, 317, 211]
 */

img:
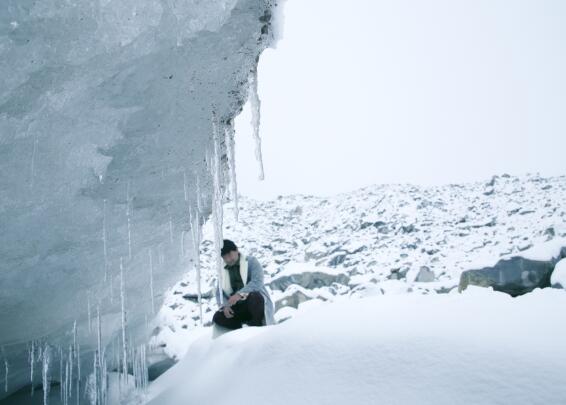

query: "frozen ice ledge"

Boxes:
[0, 0, 282, 401]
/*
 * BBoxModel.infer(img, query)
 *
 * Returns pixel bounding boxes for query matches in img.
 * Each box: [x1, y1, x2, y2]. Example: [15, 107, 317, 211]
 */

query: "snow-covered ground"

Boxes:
[141, 287, 566, 405]
[128, 172, 566, 404]
[152, 172, 566, 360]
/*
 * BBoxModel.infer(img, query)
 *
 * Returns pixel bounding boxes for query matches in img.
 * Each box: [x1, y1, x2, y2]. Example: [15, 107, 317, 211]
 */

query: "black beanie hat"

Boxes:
[221, 239, 238, 256]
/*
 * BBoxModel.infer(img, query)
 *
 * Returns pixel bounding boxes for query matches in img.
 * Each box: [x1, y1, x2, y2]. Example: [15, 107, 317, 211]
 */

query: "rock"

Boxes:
[551, 258, 566, 288]
[415, 266, 435, 282]
[401, 224, 416, 233]
[348, 283, 384, 298]
[388, 267, 408, 280]
[274, 287, 319, 312]
[360, 220, 386, 230]
[182, 290, 213, 302]
[328, 253, 347, 267]
[146, 351, 177, 381]
[268, 271, 350, 291]
[291, 205, 303, 215]
[459, 249, 566, 296]
[544, 227, 555, 240]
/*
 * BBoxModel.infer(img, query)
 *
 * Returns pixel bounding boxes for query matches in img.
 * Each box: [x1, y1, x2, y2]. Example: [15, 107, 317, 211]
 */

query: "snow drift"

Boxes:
[143, 287, 566, 405]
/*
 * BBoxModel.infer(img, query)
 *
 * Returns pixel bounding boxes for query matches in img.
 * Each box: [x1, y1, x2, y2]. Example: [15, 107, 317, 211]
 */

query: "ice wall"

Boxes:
[0, 0, 281, 401]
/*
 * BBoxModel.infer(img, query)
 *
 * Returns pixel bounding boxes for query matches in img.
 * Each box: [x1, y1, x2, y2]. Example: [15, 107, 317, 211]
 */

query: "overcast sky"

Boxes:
[234, 0, 566, 200]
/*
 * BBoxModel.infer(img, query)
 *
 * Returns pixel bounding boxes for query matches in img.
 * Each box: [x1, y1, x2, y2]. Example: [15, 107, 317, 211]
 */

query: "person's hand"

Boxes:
[223, 306, 234, 318]
[228, 293, 242, 306]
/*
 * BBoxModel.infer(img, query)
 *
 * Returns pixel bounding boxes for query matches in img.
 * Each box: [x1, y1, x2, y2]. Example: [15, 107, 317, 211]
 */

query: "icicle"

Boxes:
[126, 182, 132, 260]
[42, 344, 51, 405]
[3, 358, 8, 393]
[101, 349, 107, 405]
[190, 206, 203, 325]
[148, 249, 155, 314]
[68, 345, 73, 399]
[139, 345, 148, 391]
[72, 321, 79, 390]
[76, 345, 80, 405]
[195, 173, 202, 214]
[210, 110, 225, 303]
[91, 353, 98, 405]
[119, 258, 128, 382]
[248, 67, 265, 181]
[30, 340, 35, 396]
[96, 306, 102, 389]
[224, 118, 239, 221]
[102, 199, 108, 281]
[64, 358, 69, 405]
[59, 347, 63, 401]
[180, 231, 184, 259]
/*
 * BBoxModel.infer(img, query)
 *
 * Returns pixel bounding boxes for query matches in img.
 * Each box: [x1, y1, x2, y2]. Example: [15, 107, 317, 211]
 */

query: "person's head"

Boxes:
[221, 239, 239, 266]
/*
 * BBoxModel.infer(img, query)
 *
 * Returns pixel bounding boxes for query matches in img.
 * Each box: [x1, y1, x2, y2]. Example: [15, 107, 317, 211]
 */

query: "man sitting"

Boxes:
[213, 239, 275, 329]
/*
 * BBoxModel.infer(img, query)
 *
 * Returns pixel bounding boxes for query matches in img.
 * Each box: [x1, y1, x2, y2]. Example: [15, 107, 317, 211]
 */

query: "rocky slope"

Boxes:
[152, 172, 566, 360]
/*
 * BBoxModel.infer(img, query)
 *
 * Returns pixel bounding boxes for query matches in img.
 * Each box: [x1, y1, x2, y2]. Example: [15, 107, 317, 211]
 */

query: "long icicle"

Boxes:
[249, 67, 265, 181]
[30, 340, 35, 396]
[3, 357, 7, 394]
[96, 306, 102, 404]
[59, 347, 63, 401]
[190, 206, 203, 325]
[210, 110, 225, 305]
[75, 327, 80, 405]
[42, 344, 51, 405]
[224, 119, 239, 221]
[119, 257, 128, 383]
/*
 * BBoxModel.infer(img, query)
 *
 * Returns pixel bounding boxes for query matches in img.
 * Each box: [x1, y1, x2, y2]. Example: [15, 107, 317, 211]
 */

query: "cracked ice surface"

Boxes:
[0, 0, 280, 400]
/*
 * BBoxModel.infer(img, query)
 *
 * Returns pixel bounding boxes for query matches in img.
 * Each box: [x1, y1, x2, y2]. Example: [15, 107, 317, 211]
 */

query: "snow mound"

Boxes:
[143, 287, 566, 405]
[551, 258, 566, 288]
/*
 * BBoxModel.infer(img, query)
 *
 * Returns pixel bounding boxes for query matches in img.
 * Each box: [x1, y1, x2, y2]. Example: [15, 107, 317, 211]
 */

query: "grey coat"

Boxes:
[215, 254, 275, 326]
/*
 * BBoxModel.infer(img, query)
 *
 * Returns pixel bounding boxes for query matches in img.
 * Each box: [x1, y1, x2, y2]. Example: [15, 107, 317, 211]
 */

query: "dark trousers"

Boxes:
[213, 291, 265, 330]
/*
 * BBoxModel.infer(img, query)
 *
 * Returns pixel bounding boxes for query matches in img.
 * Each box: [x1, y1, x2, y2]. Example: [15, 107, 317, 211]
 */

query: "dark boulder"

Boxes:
[459, 246, 566, 296]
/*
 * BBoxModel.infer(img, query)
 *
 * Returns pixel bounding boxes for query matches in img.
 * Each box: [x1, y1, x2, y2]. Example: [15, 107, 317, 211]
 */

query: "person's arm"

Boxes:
[236, 256, 265, 295]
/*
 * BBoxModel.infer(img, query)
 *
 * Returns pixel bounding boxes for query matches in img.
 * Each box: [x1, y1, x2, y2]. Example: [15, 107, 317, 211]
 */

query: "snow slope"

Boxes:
[142, 287, 566, 405]
[153, 173, 566, 358]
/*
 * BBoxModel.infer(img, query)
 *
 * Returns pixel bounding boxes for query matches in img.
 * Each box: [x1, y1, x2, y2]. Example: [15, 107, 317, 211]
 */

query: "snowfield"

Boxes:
[140, 287, 566, 405]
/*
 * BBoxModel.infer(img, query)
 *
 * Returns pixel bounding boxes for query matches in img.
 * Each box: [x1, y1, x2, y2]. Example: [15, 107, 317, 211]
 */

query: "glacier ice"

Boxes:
[0, 0, 283, 401]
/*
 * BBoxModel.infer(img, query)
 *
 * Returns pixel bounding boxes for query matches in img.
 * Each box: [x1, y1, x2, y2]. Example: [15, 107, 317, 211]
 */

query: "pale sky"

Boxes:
[235, 0, 566, 200]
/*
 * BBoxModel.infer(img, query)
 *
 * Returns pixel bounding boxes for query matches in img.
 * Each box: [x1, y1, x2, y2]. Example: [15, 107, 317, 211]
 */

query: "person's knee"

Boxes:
[212, 310, 224, 325]
[247, 291, 264, 306]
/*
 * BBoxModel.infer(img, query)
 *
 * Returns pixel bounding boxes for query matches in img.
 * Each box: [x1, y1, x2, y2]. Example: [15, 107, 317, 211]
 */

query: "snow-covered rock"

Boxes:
[551, 258, 566, 288]
[268, 262, 350, 291]
[414, 265, 435, 282]
[459, 238, 566, 296]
